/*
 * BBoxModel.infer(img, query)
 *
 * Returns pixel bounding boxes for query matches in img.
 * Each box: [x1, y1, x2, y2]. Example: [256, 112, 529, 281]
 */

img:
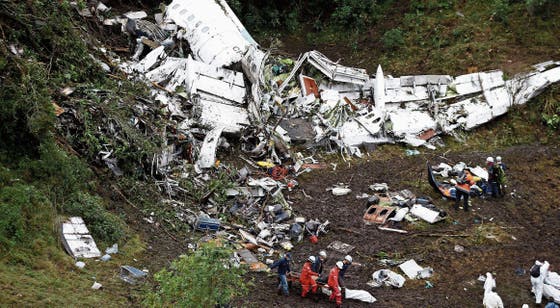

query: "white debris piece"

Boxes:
[389, 109, 437, 138]
[196, 126, 224, 169]
[371, 269, 406, 288]
[61, 217, 101, 258]
[124, 11, 147, 19]
[196, 99, 249, 134]
[388, 207, 409, 222]
[399, 259, 433, 279]
[410, 204, 446, 224]
[91, 282, 103, 290]
[278, 50, 368, 93]
[133, 45, 166, 73]
[166, 0, 257, 67]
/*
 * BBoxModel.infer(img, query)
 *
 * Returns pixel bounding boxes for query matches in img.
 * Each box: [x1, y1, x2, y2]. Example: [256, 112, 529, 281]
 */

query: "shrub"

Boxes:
[0, 184, 53, 250]
[331, 0, 379, 30]
[382, 28, 406, 50]
[23, 143, 92, 206]
[526, 0, 550, 15]
[492, 0, 511, 23]
[144, 243, 248, 307]
[64, 193, 124, 243]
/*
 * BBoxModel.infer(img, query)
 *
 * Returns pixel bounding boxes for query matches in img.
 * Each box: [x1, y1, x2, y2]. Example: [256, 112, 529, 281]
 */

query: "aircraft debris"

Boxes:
[61, 217, 101, 259]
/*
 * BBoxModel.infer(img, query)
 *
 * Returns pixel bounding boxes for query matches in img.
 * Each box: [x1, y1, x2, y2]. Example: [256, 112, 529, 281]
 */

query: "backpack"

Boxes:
[496, 166, 506, 183]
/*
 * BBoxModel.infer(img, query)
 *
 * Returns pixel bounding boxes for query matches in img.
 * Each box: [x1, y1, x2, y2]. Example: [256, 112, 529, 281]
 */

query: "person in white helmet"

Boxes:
[338, 255, 353, 291]
[486, 157, 499, 197]
[328, 261, 344, 308]
[312, 250, 327, 275]
[495, 156, 507, 197]
[300, 256, 319, 299]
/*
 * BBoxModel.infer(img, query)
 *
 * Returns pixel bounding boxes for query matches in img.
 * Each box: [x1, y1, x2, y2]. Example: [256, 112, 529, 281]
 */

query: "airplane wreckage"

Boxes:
[68, 0, 560, 255]
[109, 0, 560, 162]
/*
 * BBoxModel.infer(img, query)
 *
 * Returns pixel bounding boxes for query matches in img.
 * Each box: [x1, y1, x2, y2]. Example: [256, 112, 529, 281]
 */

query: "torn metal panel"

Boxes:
[241, 45, 267, 85]
[389, 109, 437, 138]
[327, 240, 355, 254]
[318, 81, 362, 101]
[278, 50, 368, 93]
[400, 75, 453, 87]
[184, 56, 246, 104]
[124, 11, 147, 19]
[145, 57, 187, 84]
[61, 217, 101, 258]
[338, 115, 390, 146]
[120, 265, 147, 284]
[399, 259, 424, 279]
[453, 72, 484, 95]
[226, 187, 265, 197]
[196, 126, 224, 169]
[307, 50, 368, 85]
[363, 205, 396, 225]
[409, 204, 445, 224]
[196, 99, 249, 133]
[166, 0, 256, 67]
[508, 63, 560, 105]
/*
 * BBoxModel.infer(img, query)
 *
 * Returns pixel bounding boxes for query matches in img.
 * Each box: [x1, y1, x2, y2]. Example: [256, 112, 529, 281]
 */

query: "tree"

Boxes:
[144, 243, 248, 307]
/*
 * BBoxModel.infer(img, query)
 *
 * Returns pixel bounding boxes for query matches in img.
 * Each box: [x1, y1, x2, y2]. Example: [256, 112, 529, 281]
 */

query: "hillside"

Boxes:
[0, 0, 559, 307]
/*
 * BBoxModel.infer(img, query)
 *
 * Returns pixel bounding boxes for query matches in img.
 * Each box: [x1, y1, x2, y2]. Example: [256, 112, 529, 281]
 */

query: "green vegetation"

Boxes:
[144, 243, 248, 307]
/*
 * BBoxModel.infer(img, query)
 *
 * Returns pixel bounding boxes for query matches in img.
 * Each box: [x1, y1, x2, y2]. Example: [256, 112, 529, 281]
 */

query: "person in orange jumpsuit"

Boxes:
[328, 261, 344, 308]
[300, 256, 319, 298]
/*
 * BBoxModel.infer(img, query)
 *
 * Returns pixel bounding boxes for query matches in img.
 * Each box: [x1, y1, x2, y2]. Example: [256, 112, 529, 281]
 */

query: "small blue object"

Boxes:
[425, 281, 434, 288]
[195, 216, 220, 231]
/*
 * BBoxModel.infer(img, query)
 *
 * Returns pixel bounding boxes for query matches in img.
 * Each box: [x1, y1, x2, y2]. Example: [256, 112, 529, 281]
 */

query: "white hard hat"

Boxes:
[450, 179, 457, 185]
[336, 261, 344, 269]
[308, 256, 316, 263]
[486, 157, 494, 163]
[319, 250, 327, 258]
[496, 156, 502, 162]
[344, 255, 353, 263]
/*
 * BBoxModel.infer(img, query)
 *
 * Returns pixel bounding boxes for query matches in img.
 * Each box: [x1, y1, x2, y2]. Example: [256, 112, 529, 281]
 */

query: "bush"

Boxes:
[23, 143, 92, 206]
[64, 193, 124, 243]
[331, 0, 379, 30]
[381, 28, 405, 50]
[144, 243, 248, 307]
[492, 0, 511, 23]
[0, 184, 53, 250]
[526, 0, 550, 15]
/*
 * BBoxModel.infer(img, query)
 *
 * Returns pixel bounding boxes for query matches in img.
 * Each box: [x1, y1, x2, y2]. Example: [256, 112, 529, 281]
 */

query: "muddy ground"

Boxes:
[233, 144, 560, 307]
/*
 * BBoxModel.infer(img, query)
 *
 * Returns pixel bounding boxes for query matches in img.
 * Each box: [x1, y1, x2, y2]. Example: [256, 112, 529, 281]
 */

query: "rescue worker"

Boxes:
[328, 261, 344, 308]
[454, 167, 473, 212]
[269, 253, 291, 296]
[496, 156, 507, 197]
[300, 256, 319, 299]
[339, 255, 353, 291]
[486, 157, 499, 197]
[312, 250, 327, 275]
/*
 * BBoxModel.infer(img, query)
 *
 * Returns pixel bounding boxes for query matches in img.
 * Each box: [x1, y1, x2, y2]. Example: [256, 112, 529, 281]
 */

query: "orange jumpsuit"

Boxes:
[300, 261, 319, 297]
[327, 266, 342, 306]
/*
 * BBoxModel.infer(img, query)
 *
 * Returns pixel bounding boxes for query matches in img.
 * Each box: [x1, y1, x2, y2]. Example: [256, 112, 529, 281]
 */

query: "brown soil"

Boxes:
[238, 144, 560, 307]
